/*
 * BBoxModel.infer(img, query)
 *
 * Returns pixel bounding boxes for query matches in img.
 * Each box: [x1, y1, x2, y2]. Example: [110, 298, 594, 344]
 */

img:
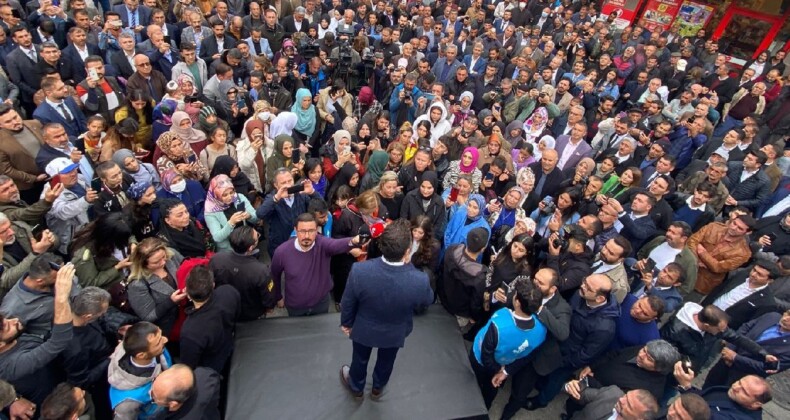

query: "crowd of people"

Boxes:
[0, 0, 788, 418]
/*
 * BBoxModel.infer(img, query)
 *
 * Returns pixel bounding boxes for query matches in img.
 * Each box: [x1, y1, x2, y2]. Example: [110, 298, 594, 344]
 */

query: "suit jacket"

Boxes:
[199, 36, 237, 62]
[126, 70, 168, 102]
[180, 26, 213, 50]
[533, 292, 572, 375]
[618, 210, 657, 257]
[109, 49, 137, 80]
[61, 43, 102, 84]
[723, 165, 772, 212]
[431, 58, 462, 84]
[726, 312, 790, 376]
[112, 5, 152, 32]
[32, 98, 87, 138]
[340, 258, 434, 349]
[245, 37, 273, 59]
[281, 15, 308, 37]
[462, 55, 487, 76]
[0, 121, 44, 190]
[524, 163, 566, 213]
[554, 135, 593, 171]
[6, 46, 41, 101]
[702, 269, 777, 330]
[571, 385, 623, 420]
[147, 48, 180, 81]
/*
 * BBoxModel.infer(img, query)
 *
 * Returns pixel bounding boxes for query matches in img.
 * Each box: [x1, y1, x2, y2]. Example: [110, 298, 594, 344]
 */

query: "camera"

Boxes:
[539, 92, 547, 99]
[552, 225, 572, 249]
[403, 93, 412, 102]
[539, 197, 555, 215]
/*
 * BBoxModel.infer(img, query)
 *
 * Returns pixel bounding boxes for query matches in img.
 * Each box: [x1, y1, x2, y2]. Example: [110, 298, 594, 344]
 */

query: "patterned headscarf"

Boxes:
[160, 168, 181, 193]
[157, 131, 183, 159]
[523, 107, 549, 135]
[205, 174, 237, 213]
[127, 181, 152, 201]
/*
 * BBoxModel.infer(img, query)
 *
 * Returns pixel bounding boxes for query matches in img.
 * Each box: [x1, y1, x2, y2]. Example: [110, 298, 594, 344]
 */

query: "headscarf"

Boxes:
[211, 155, 253, 196]
[327, 163, 358, 202]
[160, 168, 181, 193]
[205, 174, 236, 213]
[333, 130, 352, 155]
[157, 131, 184, 160]
[269, 135, 294, 169]
[467, 193, 486, 222]
[112, 148, 136, 171]
[177, 73, 196, 94]
[366, 150, 389, 185]
[516, 166, 536, 187]
[505, 120, 524, 147]
[217, 80, 237, 111]
[459, 146, 479, 173]
[358, 86, 375, 106]
[170, 111, 206, 144]
[523, 107, 548, 136]
[533, 134, 555, 161]
[153, 99, 178, 124]
[419, 171, 438, 198]
[269, 112, 298, 138]
[127, 181, 152, 201]
[458, 91, 474, 110]
[291, 88, 316, 137]
[245, 119, 265, 139]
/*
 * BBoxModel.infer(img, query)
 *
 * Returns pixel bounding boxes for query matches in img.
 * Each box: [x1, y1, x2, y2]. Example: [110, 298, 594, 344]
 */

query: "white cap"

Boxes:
[45, 158, 79, 177]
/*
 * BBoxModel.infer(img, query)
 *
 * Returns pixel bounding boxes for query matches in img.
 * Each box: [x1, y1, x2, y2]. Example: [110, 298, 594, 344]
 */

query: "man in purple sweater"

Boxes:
[270, 213, 365, 316]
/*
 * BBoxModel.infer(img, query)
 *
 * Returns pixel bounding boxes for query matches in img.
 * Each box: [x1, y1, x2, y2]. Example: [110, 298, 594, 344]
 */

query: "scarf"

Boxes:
[211, 156, 253, 196]
[467, 194, 486, 221]
[291, 88, 317, 137]
[205, 174, 236, 213]
[199, 106, 219, 132]
[160, 168, 181, 194]
[268, 135, 294, 171]
[269, 112, 298, 138]
[366, 150, 389, 185]
[160, 221, 206, 258]
[460, 147, 479, 173]
[523, 107, 548, 138]
[157, 131, 187, 161]
[153, 99, 178, 125]
[170, 111, 206, 144]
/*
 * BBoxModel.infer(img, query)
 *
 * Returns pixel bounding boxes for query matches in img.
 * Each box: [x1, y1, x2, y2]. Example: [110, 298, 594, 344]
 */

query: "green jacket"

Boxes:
[0, 221, 60, 301]
[72, 245, 124, 289]
[0, 199, 52, 227]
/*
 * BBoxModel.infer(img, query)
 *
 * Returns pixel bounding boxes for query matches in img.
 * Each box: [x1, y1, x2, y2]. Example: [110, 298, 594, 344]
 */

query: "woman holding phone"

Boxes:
[204, 174, 257, 251]
[154, 132, 208, 182]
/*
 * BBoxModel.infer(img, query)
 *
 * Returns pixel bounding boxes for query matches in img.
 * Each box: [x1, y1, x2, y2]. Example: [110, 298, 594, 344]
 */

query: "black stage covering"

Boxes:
[226, 305, 488, 419]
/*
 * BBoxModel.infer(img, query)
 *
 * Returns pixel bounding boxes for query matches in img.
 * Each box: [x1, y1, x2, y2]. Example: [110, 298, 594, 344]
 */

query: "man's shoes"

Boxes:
[524, 397, 547, 411]
[370, 388, 383, 401]
[339, 365, 363, 400]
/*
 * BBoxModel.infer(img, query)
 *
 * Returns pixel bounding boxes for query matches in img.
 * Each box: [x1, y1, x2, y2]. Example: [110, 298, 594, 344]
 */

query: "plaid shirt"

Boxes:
[353, 99, 383, 122]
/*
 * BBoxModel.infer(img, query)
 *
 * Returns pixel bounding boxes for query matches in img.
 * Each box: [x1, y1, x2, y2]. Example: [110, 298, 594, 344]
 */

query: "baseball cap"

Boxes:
[45, 158, 79, 177]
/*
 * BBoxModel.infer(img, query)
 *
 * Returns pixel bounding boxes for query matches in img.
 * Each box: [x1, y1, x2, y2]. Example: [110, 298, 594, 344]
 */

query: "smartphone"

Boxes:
[542, 196, 554, 206]
[184, 95, 196, 104]
[496, 196, 504, 204]
[91, 177, 102, 191]
[681, 356, 693, 374]
[578, 376, 589, 393]
[88, 68, 99, 81]
[765, 360, 780, 371]
[187, 154, 197, 164]
[643, 258, 656, 273]
[293, 148, 301, 163]
[163, 35, 170, 44]
[343, 145, 351, 155]
[286, 184, 305, 195]
[766, 233, 777, 242]
[484, 172, 494, 181]
[236, 96, 245, 108]
[49, 174, 61, 188]
[449, 186, 459, 202]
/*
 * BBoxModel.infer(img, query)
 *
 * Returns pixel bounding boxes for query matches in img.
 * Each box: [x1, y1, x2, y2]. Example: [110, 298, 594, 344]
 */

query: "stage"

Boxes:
[226, 305, 488, 419]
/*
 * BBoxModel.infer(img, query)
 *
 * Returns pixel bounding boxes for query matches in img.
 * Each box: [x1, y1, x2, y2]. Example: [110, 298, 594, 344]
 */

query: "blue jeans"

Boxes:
[349, 341, 399, 392]
[712, 116, 743, 137]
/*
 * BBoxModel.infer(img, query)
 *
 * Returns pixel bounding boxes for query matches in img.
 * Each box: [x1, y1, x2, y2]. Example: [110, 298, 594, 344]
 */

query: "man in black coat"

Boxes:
[703, 63, 739, 106]
[545, 225, 595, 300]
[440, 227, 489, 325]
[702, 261, 780, 330]
[525, 150, 565, 214]
[602, 192, 658, 257]
[180, 266, 240, 374]
[209, 226, 277, 321]
[149, 364, 221, 420]
[199, 20, 237, 63]
[723, 150, 773, 214]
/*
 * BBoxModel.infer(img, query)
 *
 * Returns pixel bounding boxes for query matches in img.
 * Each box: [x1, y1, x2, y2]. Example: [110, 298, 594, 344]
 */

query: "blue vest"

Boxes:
[109, 349, 173, 420]
[473, 308, 547, 366]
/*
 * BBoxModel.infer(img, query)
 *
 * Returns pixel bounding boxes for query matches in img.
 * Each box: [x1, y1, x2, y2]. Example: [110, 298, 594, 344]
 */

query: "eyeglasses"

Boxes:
[137, 62, 152, 67]
[296, 229, 317, 235]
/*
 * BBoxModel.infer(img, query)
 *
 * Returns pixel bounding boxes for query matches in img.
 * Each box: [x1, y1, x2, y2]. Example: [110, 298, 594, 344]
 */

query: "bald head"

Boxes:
[151, 364, 195, 411]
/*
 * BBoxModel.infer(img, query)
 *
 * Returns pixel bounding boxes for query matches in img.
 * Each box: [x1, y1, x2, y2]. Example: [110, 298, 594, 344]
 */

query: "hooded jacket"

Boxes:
[108, 342, 172, 420]
[411, 102, 452, 147]
[561, 292, 621, 369]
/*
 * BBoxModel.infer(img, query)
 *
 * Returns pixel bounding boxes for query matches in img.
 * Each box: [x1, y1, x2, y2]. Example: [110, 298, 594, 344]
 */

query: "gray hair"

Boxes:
[0, 212, 9, 225]
[71, 286, 111, 316]
[570, 105, 585, 116]
[445, 44, 457, 54]
[118, 31, 135, 41]
[645, 339, 680, 374]
[0, 175, 11, 185]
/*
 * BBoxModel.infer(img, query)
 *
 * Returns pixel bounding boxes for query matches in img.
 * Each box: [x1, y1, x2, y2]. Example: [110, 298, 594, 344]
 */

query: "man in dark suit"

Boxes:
[704, 310, 789, 388]
[339, 219, 434, 400]
[501, 268, 571, 420]
[109, 31, 138, 80]
[32, 78, 87, 139]
[603, 192, 658, 256]
[723, 150, 773, 214]
[6, 26, 42, 116]
[281, 7, 308, 37]
[702, 261, 780, 330]
[61, 27, 102, 84]
[199, 20, 237, 63]
[554, 122, 594, 172]
[112, 0, 151, 43]
[524, 149, 565, 214]
[675, 372, 773, 420]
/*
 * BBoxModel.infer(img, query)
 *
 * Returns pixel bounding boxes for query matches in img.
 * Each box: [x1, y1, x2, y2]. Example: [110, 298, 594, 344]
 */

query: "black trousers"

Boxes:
[469, 351, 499, 409]
[349, 341, 400, 392]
